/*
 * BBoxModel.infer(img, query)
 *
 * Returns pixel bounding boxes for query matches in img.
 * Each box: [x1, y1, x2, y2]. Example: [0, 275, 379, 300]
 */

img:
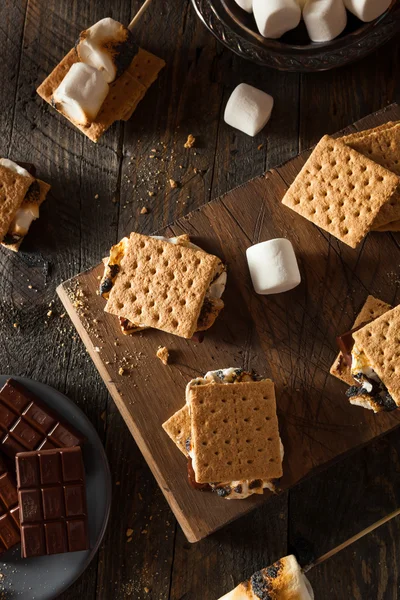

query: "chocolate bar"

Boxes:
[336, 322, 371, 367]
[16, 447, 89, 557]
[0, 379, 85, 459]
[0, 455, 20, 554]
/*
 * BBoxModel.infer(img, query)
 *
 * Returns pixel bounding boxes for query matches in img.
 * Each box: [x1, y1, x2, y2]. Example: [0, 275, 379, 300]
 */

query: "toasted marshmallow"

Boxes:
[219, 555, 314, 599]
[0, 159, 31, 179]
[76, 18, 138, 83]
[52, 63, 109, 126]
[8, 203, 40, 237]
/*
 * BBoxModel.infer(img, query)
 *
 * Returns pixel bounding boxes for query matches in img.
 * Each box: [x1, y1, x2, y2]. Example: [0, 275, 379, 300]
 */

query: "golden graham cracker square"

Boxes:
[188, 379, 282, 484]
[353, 305, 400, 407]
[344, 123, 400, 176]
[330, 295, 392, 386]
[0, 166, 34, 242]
[282, 135, 400, 249]
[340, 121, 397, 145]
[162, 405, 190, 457]
[104, 233, 221, 339]
[37, 48, 165, 142]
[1, 179, 51, 252]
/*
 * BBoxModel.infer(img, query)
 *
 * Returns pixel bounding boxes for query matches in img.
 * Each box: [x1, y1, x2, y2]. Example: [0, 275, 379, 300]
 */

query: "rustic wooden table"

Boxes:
[0, 1, 399, 598]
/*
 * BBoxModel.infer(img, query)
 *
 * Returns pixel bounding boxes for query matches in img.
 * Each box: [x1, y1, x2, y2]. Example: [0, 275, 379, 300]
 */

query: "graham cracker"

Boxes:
[2, 179, 51, 252]
[344, 123, 400, 176]
[37, 48, 165, 142]
[162, 405, 190, 457]
[0, 166, 34, 242]
[340, 121, 397, 145]
[353, 305, 400, 407]
[281, 135, 400, 249]
[188, 379, 282, 484]
[104, 233, 221, 339]
[330, 295, 391, 385]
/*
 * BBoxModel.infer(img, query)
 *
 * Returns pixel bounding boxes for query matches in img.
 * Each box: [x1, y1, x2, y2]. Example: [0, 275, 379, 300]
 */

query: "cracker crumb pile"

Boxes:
[156, 346, 169, 365]
[184, 133, 195, 148]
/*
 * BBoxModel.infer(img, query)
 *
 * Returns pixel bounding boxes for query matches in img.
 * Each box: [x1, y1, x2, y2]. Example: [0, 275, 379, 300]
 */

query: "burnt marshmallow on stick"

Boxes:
[218, 555, 314, 599]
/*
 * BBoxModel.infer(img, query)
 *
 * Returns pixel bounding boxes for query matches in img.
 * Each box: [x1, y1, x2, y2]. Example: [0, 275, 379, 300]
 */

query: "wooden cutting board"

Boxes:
[57, 103, 400, 543]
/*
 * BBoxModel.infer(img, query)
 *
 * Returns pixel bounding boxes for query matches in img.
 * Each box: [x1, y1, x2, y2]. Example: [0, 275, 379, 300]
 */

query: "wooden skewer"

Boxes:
[128, 0, 154, 30]
[303, 506, 400, 573]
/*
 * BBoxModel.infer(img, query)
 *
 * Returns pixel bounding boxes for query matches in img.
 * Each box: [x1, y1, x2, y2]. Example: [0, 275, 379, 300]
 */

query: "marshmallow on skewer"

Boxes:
[224, 83, 274, 137]
[253, 0, 301, 39]
[233, 0, 253, 13]
[218, 555, 314, 600]
[52, 63, 109, 126]
[76, 17, 138, 83]
[343, 0, 391, 22]
[303, 0, 347, 43]
[246, 238, 301, 295]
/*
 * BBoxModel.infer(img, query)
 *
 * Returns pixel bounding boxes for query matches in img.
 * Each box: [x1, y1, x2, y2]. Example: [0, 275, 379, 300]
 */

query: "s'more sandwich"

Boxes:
[100, 232, 226, 339]
[218, 554, 314, 600]
[0, 159, 51, 252]
[330, 296, 400, 413]
[163, 368, 283, 500]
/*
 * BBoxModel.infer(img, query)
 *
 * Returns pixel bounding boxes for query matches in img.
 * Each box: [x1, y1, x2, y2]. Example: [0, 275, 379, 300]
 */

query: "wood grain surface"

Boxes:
[0, 0, 399, 597]
[58, 104, 400, 545]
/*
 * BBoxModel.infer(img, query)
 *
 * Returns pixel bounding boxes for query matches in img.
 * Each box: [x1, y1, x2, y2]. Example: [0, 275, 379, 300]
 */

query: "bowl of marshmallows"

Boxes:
[191, 0, 400, 71]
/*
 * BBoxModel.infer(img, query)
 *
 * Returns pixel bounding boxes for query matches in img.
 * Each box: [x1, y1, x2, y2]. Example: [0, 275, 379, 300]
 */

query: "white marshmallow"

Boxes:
[233, 0, 253, 13]
[343, 0, 391, 22]
[0, 159, 31, 179]
[224, 84, 274, 137]
[303, 0, 347, 42]
[253, 0, 301, 39]
[52, 63, 109, 126]
[77, 18, 135, 83]
[218, 555, 314, 600]
[246, 238, 301, 295]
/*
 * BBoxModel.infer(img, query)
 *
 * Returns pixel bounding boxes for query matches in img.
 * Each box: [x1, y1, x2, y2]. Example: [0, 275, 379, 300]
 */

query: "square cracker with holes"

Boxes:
[37, 47, 165, 143]
[0, 166, 34, 242]
[104, 233, 222, 339]
[281, 135, 400, 249]
[340, 121, 397, 145]
[187, 379, 282, 484]
[330, 295, 392, 386]
[352, 305, 400, 407]
[162, 405, 190, 457]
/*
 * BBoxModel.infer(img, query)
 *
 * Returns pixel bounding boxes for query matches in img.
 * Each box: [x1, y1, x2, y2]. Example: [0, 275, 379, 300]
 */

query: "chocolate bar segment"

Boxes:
[16, 447, 89, 558]
[0, 379, 85, 460]
[0, 455, 20, 554]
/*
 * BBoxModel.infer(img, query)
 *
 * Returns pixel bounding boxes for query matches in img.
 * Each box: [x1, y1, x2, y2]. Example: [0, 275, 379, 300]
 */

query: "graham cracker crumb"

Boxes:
[140, 206, 149, 214]
[126, 528, 133, 537]
[118, 367, 126, 376]
[156, 346, 169, 365]
[184, 134, 195, 149]
[169, 178, 178, 189]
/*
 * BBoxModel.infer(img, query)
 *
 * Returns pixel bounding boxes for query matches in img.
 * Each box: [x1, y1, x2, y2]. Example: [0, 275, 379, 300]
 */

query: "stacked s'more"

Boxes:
[163, 368, 283, 500]
[330, 295, 400, 413]
[100, 232, 227, 338]
[37, 18, 165, 142]
[282, 121, 400, 248]
[218, 554, 314, 600]
[0, 159, 50, 252]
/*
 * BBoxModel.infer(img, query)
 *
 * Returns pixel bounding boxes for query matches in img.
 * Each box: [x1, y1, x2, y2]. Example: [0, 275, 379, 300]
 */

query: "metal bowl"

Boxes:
[191, 0, 400, 72]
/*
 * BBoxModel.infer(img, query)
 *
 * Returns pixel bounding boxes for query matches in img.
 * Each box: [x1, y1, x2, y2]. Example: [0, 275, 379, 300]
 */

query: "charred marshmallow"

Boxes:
[52, 63, 109, 126]
[224, 83, 274, 137]
[303, 0, 347, 42]
[253, 0, 301, 39]
[218, 555, 314, 600]
[247, 238, 301, 295]
[343, 0, 391, 22]
[76, 18, 138, 83]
